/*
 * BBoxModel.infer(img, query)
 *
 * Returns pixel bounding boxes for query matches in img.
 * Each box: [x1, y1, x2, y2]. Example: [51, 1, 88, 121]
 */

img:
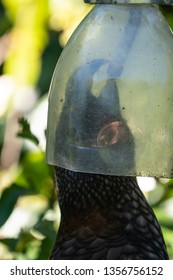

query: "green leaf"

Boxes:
[0, 184, 33, 227]
[16, 151, 54, 198]
[17, 117, 39, 146]
[33, 219, 56, 259]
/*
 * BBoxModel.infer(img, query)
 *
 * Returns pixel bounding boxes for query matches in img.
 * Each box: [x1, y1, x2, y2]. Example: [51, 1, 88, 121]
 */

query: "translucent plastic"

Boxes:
[46, 5, 173, 178]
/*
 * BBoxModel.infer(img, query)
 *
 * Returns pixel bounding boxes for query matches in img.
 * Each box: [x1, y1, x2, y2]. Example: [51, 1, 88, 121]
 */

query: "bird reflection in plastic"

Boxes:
[50, 60, 169, 260]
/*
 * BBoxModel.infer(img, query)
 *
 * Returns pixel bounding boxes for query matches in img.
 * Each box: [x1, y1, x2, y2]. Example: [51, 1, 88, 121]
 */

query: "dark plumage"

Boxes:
[50, 167, 169, 260]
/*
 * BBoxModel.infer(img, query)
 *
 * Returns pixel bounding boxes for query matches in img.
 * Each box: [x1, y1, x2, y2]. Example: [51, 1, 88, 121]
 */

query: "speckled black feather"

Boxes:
[50, 167, 169, 260]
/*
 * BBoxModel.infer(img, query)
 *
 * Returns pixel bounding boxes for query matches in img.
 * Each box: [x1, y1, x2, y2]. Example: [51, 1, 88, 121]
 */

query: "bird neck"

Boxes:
[54, 167, 146, 217]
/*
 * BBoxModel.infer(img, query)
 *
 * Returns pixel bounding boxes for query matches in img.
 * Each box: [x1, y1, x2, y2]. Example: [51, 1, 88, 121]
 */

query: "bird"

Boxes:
[49, 59, 169, 260]
[50, 167, 168, 260]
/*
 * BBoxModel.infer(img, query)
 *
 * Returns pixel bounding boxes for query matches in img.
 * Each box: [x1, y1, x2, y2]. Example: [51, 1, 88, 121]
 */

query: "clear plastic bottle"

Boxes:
[46, 3, 173, 178]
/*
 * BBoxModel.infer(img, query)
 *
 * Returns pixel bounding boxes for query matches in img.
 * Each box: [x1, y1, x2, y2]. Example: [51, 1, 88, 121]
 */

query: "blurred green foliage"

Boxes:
[0, 0, 89, 260]
[0, 0, 173, 259]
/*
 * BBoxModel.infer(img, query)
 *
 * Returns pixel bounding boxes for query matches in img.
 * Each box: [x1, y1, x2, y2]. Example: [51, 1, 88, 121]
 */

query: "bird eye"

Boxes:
[97, 121, 125, 147]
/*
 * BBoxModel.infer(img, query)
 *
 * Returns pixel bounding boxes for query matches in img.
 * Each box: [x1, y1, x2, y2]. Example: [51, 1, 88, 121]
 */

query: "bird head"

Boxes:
[52, 58, 135, 176]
